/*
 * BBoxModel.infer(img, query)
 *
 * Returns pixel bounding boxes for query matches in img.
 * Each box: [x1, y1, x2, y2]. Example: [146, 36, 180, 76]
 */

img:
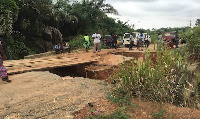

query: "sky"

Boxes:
[105, 0, 200, 29]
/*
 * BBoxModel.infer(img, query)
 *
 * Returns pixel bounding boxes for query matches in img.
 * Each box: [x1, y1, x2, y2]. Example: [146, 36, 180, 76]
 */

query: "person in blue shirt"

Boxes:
[137, 32, 144, 51]
[55, 43, 61, 54]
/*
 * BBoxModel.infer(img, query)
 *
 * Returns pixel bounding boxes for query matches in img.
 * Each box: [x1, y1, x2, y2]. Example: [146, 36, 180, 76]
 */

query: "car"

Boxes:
[163, 32, 176, 48]
[163, 32, 176, 42]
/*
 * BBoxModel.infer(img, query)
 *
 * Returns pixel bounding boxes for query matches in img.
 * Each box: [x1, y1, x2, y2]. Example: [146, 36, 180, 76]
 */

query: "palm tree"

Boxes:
[0, 0, 18, 36]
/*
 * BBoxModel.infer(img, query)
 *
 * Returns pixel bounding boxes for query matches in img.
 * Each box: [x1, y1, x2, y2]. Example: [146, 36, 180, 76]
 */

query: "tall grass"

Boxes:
[112, 49, 200, 108]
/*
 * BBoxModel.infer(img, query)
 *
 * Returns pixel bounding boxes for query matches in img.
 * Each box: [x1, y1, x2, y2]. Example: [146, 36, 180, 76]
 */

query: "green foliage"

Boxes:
[182, 26, 200, 62]
[0, 0, 19, 36]
[0, 0, 136, 59]
[149, 32, 158, 43]
[101, 17, 132, 36]
[69, 0, 119, 35]
[114, 49, 200, 108]
[0, 36, 32, 59]
[69, 35, 85, 51]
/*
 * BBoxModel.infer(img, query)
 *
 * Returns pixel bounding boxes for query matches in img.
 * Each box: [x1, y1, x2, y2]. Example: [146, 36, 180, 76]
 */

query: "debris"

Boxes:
[88, 103, 93, 107]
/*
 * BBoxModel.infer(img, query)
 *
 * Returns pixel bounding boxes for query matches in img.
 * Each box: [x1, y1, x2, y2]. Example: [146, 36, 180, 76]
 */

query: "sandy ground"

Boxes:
[0, 71, 112, 118]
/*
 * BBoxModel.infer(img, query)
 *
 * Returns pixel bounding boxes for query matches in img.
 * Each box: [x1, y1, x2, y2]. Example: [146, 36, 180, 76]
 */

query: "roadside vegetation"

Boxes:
[84, 25, 200, 118]
[108, 25, 200, 118]
[182, 26, 200, 62]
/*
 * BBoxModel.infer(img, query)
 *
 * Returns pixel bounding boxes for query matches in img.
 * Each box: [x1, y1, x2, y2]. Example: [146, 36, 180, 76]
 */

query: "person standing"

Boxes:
[106, 36, 111, 49]
[92, 31, 101, 53]
[157, 32, 163, 51]
[175, 31, 179, 48]
[0, 41, 11, 82]
[112, 33, 117, 49]
[83, 33, 90, 52]
[137, 32, 144, 51]
[144, 34, 150, 48]
[129, 33, 134, 50]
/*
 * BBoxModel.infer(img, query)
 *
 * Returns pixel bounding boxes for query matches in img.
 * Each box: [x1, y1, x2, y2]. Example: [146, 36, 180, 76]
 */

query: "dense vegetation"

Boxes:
[0, 0, 132, 59]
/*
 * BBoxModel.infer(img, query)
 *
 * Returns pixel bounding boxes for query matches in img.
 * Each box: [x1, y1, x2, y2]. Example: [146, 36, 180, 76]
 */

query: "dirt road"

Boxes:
[0, 71, 112, 118]
[0, 47, 127, 119]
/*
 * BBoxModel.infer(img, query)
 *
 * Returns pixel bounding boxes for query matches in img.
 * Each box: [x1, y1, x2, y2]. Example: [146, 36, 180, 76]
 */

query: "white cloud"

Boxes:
[106, 0, 200, 29]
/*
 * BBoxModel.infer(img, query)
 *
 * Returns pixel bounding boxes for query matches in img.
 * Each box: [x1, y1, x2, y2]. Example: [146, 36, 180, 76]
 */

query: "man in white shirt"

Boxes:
[92, 31, 101, 53]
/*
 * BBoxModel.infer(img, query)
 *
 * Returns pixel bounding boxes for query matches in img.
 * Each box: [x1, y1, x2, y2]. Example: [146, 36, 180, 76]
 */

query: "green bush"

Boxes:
[0, 36, 32, 59]
[68, 35, 84, 51]
[182, 26, 200, 62]
[112, 49, 200, 108]
[149, 32, 158, 44]
[69, 35, 94, 51]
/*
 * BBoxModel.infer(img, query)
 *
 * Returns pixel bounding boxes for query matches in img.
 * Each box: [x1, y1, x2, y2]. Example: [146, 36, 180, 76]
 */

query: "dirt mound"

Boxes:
[0, 71, 112, 118]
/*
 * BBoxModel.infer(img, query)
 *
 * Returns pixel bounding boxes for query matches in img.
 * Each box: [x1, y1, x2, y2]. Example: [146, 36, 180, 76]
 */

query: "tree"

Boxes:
[69, 0, 118, 34]
[0, 0, 18, 36]
[195, 19, 200, 26]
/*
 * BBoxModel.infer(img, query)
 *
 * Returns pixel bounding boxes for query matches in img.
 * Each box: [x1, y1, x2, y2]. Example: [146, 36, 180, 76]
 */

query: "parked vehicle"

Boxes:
[117, 38, 123, 47]
[123, 32, 140, 47]
[163, 32, 176, 42]
[102, 35, 123, 48]
[163, 32, 176, 48]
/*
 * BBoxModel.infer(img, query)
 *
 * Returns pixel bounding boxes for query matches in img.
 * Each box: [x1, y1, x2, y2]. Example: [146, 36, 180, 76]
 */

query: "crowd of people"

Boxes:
[126, 31, 184, 51]
[128, 32, 151, 51]
[54, 41, 71, 54]
[55, 30, 183, 54]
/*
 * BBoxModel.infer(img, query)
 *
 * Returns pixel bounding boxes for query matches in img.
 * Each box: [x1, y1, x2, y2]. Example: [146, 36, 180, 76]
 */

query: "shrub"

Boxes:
[69, 35, 94, 51]
[68, 35, 84, 51]
[182, 26, 200, 62]
[0, 36, 32, 59]
[112, 49, 200, 108]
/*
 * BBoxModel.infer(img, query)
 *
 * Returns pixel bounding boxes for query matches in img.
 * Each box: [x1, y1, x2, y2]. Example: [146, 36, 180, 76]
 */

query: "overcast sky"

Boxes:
[105, 0, 200, 29]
